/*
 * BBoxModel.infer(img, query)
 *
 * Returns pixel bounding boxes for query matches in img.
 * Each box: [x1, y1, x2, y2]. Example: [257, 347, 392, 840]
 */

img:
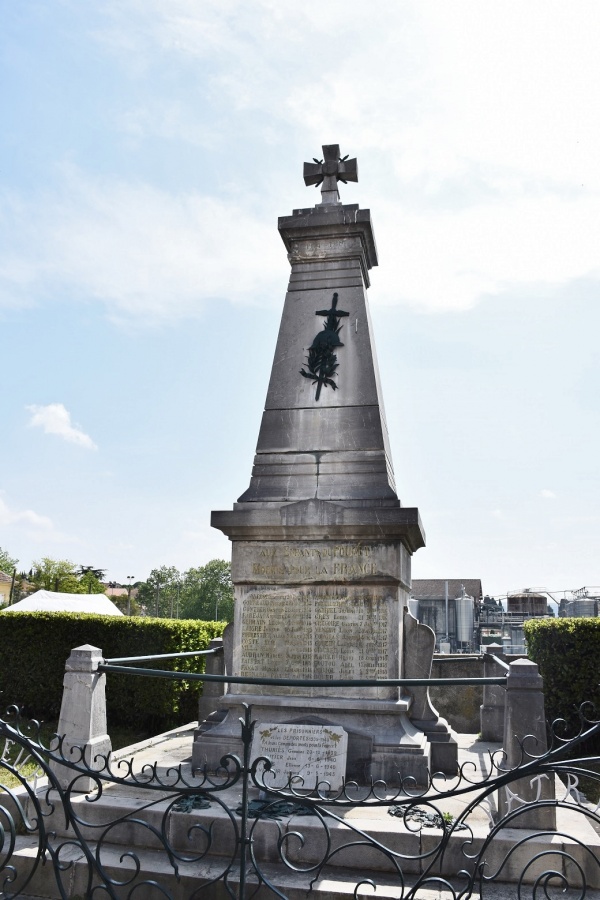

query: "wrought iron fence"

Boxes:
[1, 666, 600, 898]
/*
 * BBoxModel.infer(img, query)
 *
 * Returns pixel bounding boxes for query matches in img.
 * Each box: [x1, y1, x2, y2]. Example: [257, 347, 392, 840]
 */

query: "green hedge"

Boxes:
[0, 612, 226, 731]
[524, 617, 600, 751]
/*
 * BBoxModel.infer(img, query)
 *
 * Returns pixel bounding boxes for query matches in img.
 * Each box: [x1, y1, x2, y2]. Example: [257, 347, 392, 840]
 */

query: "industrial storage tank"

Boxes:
[507, 591, 547, 616]
[566, 599, 598, 617]
[455, 592, 474, 644]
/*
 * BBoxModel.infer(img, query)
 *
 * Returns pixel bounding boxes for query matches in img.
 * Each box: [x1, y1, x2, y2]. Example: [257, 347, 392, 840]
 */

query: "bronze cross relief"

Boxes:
[300, 292, 350, 401]
[303, 144, 358, 205]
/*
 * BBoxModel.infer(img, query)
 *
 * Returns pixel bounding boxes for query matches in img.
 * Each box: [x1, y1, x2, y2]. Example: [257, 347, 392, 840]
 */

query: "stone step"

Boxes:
[7, 835, 600, 900]
[0, 836, 437, 899]
[12, 785, 600, 890]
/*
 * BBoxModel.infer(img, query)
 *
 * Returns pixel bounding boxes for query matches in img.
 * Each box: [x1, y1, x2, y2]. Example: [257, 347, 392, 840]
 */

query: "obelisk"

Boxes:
[193, 144, 453, 782]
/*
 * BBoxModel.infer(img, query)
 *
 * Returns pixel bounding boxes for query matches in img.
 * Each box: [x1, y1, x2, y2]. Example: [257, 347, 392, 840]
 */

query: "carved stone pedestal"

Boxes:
[192, 500, 456, 783]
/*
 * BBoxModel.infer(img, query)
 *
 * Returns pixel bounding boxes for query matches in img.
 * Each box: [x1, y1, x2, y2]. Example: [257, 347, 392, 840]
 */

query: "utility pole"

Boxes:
[444, 580, 449, 647]
[9, 568, 16, 606]
[126, 575, 134, 616]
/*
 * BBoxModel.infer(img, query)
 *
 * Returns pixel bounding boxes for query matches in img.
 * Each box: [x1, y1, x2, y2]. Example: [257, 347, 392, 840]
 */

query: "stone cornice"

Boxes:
[212, 499, 425, 553]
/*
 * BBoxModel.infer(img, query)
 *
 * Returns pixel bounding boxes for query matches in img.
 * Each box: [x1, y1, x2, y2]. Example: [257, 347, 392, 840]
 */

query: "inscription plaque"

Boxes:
[238, 585, 396, 699]
[232, 540, 410, 587]
[252, 723, 348, 790]
[290, 236, 361, 261]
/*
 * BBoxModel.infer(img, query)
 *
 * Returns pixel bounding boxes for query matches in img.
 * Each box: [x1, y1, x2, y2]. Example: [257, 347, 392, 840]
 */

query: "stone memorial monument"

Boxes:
[193, 144, 456, 783]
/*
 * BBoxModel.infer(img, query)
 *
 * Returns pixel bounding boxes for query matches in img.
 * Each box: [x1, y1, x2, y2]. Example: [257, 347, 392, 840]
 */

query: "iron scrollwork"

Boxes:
[1, 702, 600, 898]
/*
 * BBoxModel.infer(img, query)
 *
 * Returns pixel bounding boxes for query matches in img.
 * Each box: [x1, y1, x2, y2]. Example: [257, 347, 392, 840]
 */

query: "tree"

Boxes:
[0, 546, 18, 575]
[77, 566, 106, 594]
[29, 558, 111, 594]
[111, 592, 141, 615]
[137, 566, 181, 618]
[180, 560, 233, 622]
[136, 560, 234, 621]
[31, 558, 82, 593]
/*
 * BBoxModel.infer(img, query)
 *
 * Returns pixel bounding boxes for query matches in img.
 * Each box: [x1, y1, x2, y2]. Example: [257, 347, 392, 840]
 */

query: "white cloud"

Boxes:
[0, 495, 81, 555]
[540, 489, 557, 499]
[373, 193, 600, 311]
[26, 403, 97, 450]
[2, 162, 599, 321]
[2, 2, 600, 318]
[0, 171, 287, 322]
[0, 496, 54, 531]
[88, 4, 600, 313]
[113, 1, 600, 193]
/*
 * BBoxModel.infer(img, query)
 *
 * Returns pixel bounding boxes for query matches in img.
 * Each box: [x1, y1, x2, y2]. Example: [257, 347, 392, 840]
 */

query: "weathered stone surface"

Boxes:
[256, 407, 390, 453]
[213, 499, 424, 554]
[236, 198, 395, 506]
[234, 584, 398, 699]
[193, 695, 431, 784]
[403, 612, 458, 773]
[480, 644, 507, 741]
[498, 659, 555, 830]
[52, 644, 112, 792]
[262, 294, 382, 411]
[278, 204, 378, 279]
[232, 540, 408, 584]
[195, 638, 225, 728]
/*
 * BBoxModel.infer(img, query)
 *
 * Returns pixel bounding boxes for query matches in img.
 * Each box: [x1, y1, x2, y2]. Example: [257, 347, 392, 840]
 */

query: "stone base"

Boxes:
[411, 717, 458, 775]
[480, 702, 505, 742]
[192, 693, 432, 785]
[50, 734, 112, 793]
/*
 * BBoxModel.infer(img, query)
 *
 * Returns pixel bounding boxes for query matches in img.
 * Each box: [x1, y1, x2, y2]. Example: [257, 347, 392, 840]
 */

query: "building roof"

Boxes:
[411, 579, 483, 603]
[0, 590, 124, 616]
[104, 586, 128, 597]
[0, 571, 12, 584]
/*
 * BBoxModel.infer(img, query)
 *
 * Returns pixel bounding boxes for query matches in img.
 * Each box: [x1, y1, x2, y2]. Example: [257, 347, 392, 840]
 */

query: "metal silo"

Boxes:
[455, 590, 474, 646]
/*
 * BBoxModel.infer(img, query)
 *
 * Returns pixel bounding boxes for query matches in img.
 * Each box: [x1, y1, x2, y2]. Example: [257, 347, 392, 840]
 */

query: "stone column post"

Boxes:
[51, 644, 112, 792]
[192, 637, 229, 770]
[197, 638, 225, 725]
[480, 644, 506, 741]
[497, 658, 555, 830]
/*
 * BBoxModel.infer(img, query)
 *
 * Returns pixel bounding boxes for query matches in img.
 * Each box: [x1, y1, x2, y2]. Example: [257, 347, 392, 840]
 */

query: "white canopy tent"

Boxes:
[1, 590, 124, 616]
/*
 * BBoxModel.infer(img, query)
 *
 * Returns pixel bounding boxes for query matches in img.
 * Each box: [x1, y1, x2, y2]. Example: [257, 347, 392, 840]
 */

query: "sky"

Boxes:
[1, 0, 599, 600]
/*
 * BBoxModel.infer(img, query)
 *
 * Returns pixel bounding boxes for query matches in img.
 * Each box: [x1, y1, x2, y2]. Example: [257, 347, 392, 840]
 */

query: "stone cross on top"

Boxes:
[303, 144, 358, 206]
